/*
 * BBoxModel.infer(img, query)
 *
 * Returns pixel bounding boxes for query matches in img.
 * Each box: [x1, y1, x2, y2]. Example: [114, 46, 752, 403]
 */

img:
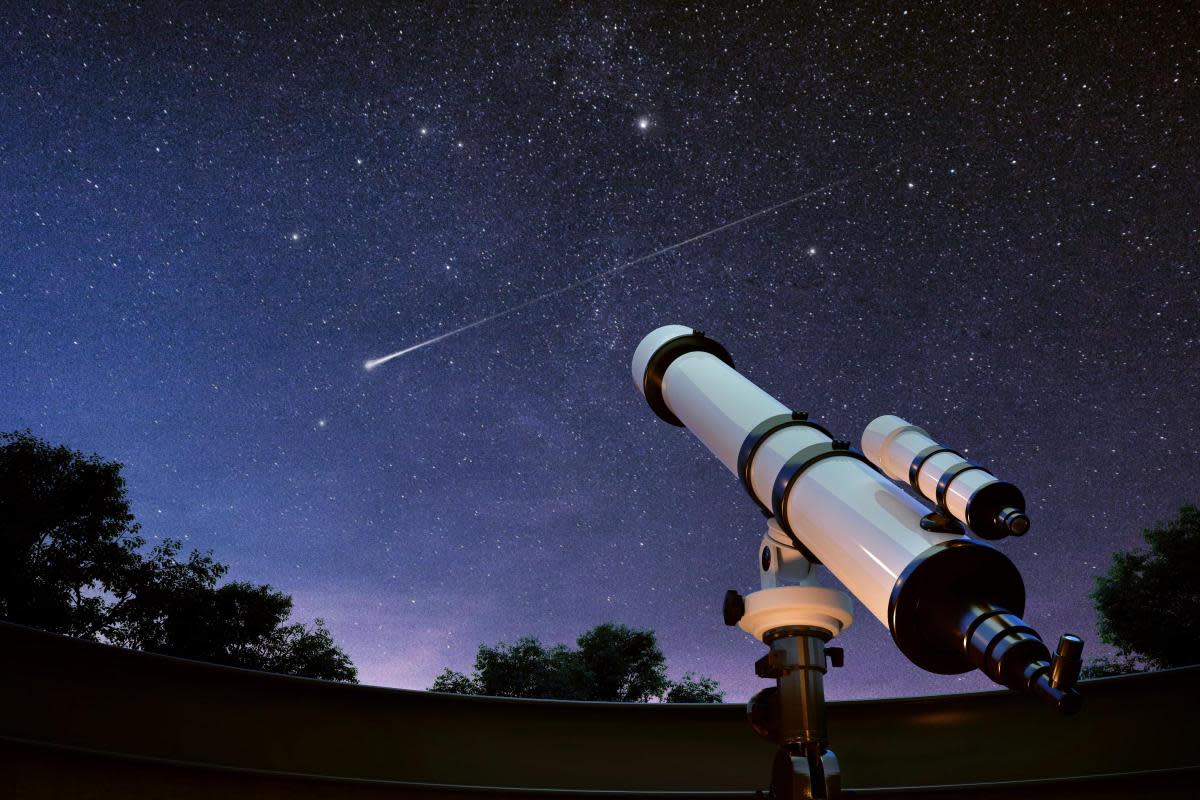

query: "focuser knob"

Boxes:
[723, 589, 746, 626]
[826, 646, 844, 668]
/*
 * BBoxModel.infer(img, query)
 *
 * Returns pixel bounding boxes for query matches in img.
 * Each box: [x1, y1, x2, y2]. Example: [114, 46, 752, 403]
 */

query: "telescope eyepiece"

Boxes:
[1049, 633, 1084, 693]
[997, 506, 1030, 536]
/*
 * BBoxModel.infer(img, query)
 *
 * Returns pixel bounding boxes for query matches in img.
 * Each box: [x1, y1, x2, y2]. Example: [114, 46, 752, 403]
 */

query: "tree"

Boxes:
[664, 672, 725, 703]
[430, 668, 480, 695]
[429, 623, 721, 702]
[1079, 654, 1143, 680]
[1087, 504, 1200, 675]
[432, 636, 583, 699]
[0, 430, 142, 638]
[108, 563, 357, 682]
[575, 623, 669, 702]
[0, 430, 357, 682]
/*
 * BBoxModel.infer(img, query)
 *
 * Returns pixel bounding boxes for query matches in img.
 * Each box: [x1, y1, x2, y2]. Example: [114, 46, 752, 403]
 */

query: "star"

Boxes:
[637, 117, 650, 130]
[290, 232, 301, 241]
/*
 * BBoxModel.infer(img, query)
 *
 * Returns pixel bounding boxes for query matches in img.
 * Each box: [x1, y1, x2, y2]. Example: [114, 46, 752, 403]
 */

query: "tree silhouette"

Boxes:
[430, 623, 722, 702]
[664, 672, 725, 703]
[0, 430, 356, 682]
[1084, 504, 1200, 677]
[0, 430, 141, 638]
[575, 622, 668, 702]
[433, 636, 583, 699]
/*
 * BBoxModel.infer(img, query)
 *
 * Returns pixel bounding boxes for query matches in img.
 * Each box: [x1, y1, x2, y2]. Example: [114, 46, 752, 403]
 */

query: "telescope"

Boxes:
[631, 325, 1083, 799]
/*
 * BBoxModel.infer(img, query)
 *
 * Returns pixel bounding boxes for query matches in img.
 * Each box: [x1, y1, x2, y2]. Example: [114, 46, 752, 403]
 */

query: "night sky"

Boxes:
[2, 4, 1197, 701]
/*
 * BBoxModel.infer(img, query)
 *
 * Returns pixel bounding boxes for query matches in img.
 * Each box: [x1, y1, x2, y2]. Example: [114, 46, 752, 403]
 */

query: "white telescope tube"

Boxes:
[632, 325, 1081, 713]
[861, 415, 1029, 540]
[633, 326, 958, 627]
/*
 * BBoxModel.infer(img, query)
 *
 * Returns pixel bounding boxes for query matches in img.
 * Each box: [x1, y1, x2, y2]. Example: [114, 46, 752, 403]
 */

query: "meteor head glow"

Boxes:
[364, 327, 468, 370]
[363, 353, 401, 370]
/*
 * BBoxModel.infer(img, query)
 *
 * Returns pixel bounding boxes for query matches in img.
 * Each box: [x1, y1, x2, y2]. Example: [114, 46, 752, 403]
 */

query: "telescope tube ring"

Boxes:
[907, 445, 961, 489]
[737, 412, 832, 516]
[770, 442, 877, 562]
[934, 461, 988, 513]
[640, 330, 735, 427]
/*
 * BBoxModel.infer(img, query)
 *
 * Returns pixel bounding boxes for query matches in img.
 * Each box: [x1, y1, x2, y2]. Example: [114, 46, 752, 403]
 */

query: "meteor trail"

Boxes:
[364, 167, 874, 370]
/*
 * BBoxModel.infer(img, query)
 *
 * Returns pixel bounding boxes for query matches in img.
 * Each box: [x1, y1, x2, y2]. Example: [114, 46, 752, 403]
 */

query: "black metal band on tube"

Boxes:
[908, 445, 960, 491]
[737, 412, 832, 515]
[934, 461, 989, 513]
[769, 442, 876, 563]
[640, 330, 735, 427]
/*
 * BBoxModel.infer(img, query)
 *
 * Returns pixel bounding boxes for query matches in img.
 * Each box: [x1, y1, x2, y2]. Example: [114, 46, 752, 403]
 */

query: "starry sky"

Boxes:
[2, 3, 1197, 701]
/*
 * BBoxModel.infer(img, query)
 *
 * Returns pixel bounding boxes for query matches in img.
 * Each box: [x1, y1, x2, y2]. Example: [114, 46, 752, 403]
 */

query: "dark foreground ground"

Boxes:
[2, 621, 1197, 798]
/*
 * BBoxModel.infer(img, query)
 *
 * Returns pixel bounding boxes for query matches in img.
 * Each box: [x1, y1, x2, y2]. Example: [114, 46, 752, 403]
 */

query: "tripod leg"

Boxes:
[770, 745, 841, 800]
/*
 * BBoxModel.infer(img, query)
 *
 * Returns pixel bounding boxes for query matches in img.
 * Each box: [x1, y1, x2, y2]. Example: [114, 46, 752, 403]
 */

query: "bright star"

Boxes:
[290, 232, 300, 241]
[637, 117, 650, 130]
[317, 419, 327, 428]
[807, 247, 817, 256]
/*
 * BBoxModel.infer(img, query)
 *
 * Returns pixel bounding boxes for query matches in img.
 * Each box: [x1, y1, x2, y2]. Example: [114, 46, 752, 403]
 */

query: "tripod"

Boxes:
[723, 519, 853, 800]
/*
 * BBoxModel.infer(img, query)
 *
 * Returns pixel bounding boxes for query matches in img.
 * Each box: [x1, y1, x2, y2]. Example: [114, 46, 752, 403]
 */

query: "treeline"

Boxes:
[0, 430, 356, 681]
[431, 623, 724, 702]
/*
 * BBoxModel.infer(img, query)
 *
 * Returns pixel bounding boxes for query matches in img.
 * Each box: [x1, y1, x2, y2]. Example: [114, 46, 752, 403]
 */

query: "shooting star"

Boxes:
[364, 167, 875, 370]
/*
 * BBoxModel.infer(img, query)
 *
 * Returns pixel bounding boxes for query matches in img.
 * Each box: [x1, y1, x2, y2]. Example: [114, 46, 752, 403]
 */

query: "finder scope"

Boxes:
[862, 415, 1030, 540]
[632, 325, 1082, 714]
